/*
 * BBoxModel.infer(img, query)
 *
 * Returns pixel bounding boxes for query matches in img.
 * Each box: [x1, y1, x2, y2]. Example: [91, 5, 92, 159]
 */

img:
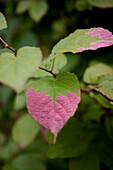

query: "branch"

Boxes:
[81, 87, 113, 102]
[0, 37, 17, 55]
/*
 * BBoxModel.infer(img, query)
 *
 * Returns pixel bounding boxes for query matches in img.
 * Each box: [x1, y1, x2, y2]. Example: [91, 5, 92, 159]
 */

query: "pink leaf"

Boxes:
[26, 88, 80, 143]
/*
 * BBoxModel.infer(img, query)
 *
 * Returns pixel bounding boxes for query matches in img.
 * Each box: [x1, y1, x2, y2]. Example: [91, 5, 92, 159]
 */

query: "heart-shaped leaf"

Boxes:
[0, 46, 42, 93]
[26, 72, 80, 143]
[83, 63, 113, 84]
[0, 12, 7, 31]
[50, 27, 113, 59]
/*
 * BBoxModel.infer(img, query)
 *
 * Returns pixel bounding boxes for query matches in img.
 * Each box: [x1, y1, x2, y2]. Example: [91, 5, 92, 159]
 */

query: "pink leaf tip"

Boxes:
[78, 27, 113, 51]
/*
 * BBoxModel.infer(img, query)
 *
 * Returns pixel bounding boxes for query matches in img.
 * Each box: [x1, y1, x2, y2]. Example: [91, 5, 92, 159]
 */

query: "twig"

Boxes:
[51, 58, 55, 72]
[0, 37, 17, 55]
[81, 87, 113, 102]
[80, 87, 92, 93]
[39, 67, 56, 78]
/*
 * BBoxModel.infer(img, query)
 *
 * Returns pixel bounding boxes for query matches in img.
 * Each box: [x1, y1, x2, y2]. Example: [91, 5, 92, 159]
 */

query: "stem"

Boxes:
[0, 37, 17, 55]
[39, 67, 56, 78]
[51, 58, 55, 72]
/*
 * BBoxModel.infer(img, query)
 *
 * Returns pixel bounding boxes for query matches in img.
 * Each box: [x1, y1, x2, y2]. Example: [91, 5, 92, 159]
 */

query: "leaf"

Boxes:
[32, 53, 67, 78]
[90, 92, 113, 109]
[29, 1, 49, 22]
[88, 0, 113, 8]
[83, 63, 113, 84]
[0, 12, 7, 31]
[13, 93, 26, 110]
[12, 114, 40, 148]
[26, 72, 80, 143]
[16, 1, 34, 14]
[21, 134, 49, 155]
[82, 100, 104, 121]
[0, 138, 18, 160]
[83, 63, 113, 102]
[0, 48, 13, 55]
[47, 116, 89, 158]
[69, 151, 100, 170]
[0, 46, 42, 93]
[75, 0, 93, 11]
[12, 154, 46, 170]
[50, 27, 113, 59]
[2, 165, 17, 170]
[93, 75, 113, 101]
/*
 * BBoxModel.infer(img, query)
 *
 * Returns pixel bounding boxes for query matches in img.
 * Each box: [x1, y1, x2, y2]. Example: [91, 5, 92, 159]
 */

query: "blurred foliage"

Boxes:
[0, 0, 113, 170]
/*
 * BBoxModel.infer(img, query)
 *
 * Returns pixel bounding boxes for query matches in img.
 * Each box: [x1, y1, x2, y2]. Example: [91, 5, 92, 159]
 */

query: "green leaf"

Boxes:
[32, 54, 67, 78]
[83, 101, 104, 122]
[69, 151, 100, 170]
[45, 130, 54, 144]
[52, 18, 66, 34]
[75, 0, 92, 11]
[2, 165, 17, 170]
[83, 63, 113, 84]
[13, 93, 26, 110]
[0, 138, 18, 160]
[12, 154, 46, 170]
[88, 0, 113, 8]
[29, 1, 49, 22]
[0, 46, 42, 93]
[93, 75, 113, 101]
[46, 116, 89, 158]
[21, 135, 49, 155]
[12, 114, 40, 148]
[0, 48, 13, 55]
[16, 1, 34, 14]
[0, 12, 7, 31]
[50, 27, 113, 59]
[90, 92, 113, 108]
